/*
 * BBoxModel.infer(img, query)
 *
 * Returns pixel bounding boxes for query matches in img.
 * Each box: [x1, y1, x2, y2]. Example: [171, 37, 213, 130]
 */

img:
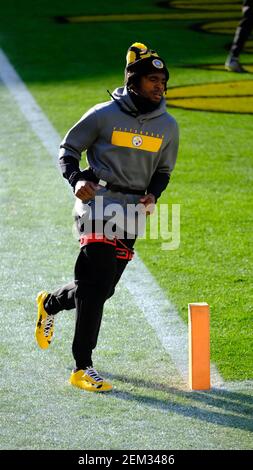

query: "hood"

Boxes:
[111, 86, 167, 121]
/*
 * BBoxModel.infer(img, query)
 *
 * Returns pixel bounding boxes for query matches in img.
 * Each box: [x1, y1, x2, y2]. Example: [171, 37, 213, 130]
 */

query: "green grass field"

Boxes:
[0, 0, 253, 450]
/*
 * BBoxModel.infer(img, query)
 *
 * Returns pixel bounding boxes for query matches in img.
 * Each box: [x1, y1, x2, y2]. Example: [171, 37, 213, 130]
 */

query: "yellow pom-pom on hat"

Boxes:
[126, 42, 158, 67]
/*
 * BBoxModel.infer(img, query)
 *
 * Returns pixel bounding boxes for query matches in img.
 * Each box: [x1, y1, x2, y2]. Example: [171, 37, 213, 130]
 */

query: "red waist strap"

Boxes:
[79, 233, 134, 261]
[80, 233, 116, 247]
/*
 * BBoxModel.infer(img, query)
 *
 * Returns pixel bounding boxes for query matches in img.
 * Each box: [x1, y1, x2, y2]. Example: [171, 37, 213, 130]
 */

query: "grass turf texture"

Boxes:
[0, 0, 252, 378]
[1, 84, 253, 451]
[0, 0, 252, 441]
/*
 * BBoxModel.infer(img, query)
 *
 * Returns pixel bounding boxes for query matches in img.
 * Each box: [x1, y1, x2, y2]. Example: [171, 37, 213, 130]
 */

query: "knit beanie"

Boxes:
[125, 42, 169, 87]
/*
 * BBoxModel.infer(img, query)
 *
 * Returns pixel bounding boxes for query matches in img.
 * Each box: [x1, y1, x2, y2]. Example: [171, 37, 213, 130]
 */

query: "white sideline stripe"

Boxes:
[0, 50, 59, 163]
[1, 47, 246, 391]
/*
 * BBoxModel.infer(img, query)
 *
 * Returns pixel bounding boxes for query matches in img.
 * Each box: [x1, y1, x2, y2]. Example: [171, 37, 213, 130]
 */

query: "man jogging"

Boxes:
[35, 42, 179, 392]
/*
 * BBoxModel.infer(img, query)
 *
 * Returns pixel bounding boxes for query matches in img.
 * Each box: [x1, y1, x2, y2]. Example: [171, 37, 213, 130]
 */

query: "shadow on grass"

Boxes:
[102, 371, 253, 433]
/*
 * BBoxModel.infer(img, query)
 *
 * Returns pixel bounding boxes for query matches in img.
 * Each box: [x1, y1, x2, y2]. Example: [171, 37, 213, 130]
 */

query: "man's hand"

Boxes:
[139, 193, 156, 215]
[74, 180, 99, 201]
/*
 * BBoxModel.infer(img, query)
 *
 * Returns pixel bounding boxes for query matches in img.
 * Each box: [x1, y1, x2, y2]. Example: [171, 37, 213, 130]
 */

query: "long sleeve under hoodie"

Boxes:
[59, 86, 179, 201]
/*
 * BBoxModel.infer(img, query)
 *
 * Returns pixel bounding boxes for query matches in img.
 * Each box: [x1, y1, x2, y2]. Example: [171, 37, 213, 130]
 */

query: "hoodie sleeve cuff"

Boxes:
[59, 156, 99, 189]
[147, 172, 170, 201]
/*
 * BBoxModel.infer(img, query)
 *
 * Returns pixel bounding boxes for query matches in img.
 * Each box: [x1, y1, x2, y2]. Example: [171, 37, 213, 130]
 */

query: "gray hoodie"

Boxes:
[59, 86, 179, 191]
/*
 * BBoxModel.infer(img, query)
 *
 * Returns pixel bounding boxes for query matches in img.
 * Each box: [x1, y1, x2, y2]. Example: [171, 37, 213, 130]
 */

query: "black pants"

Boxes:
[44, 237, 135, 369]
[231, 0, 253, 57]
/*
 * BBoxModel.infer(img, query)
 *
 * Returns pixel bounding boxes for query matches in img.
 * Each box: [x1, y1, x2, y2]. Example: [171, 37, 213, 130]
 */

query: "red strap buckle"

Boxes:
[80, 233, 116, 247]
[116, 248, 134, 260]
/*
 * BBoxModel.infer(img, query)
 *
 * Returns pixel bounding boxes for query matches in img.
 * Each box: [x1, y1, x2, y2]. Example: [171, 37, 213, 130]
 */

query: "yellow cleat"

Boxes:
[69, 368, 113, 392]
[35, 291, 54, 350]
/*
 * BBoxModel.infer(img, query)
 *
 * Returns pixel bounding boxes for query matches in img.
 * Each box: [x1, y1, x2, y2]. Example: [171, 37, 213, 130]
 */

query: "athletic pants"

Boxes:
[44, 236, 136, 369]
[231, 0, 253, 57]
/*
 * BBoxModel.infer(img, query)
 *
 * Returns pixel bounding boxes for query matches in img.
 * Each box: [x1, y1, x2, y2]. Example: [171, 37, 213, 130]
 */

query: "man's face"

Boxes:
[138, 72, 167, 103]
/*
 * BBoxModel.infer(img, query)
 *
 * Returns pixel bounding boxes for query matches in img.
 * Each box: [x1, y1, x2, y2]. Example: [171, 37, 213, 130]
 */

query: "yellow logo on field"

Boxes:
[167, 79, 253, 114]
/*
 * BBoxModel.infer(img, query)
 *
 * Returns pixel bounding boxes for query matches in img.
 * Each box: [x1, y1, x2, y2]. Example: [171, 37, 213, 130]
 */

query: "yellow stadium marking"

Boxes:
[196, 64, 253, 73]
[166, 80, 253, 114]
[197, 20, 253, 53]
[245, 40, 253, 53]
[169, 0, 240, 12]
[111, 130, 163, 152]
[56, 0, 241, 24]
[62, 11, 241, 23]
[201, 19, 243, 34]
